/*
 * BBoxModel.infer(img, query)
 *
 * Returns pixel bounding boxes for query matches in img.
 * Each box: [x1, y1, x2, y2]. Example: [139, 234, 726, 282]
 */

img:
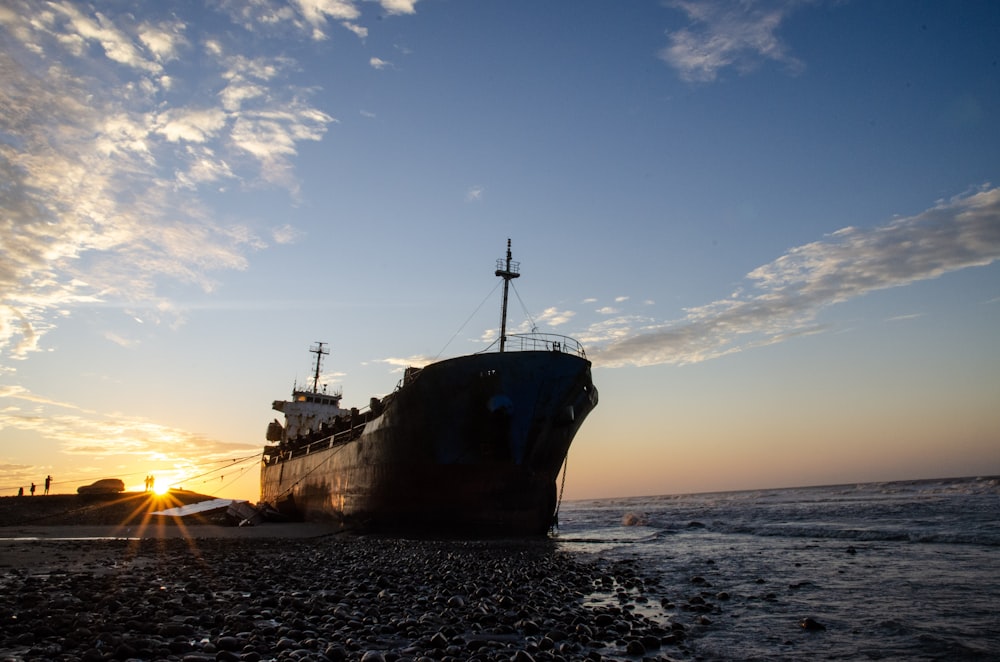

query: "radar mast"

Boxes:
[309, 341, 329, 393]
[495, 239, 521, 352]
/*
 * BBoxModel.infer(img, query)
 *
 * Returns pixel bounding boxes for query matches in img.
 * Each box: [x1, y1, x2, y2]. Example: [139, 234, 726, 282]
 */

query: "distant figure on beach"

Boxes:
[44, 475, 52, 495]
[17, 487, 23, 497]
[30, 482, 36, 496]
[144, 474, 155, 492]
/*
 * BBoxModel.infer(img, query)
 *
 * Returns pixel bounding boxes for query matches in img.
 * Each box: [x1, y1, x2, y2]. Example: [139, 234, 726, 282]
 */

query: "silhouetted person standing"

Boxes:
[30, 482, 35, 496]
[44, 475, 52, 495]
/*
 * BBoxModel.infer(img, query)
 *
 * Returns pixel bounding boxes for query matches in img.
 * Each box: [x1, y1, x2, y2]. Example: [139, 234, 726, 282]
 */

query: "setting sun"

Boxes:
[153, 482, 169, 496]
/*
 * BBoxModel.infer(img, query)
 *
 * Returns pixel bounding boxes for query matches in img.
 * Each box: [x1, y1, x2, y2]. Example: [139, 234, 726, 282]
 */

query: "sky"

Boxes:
[1, 0, 998, 502]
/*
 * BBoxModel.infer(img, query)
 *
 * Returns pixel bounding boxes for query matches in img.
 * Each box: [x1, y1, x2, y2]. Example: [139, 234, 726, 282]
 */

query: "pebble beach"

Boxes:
[0, 494, 682, 662]
[11, 479, 994, 661]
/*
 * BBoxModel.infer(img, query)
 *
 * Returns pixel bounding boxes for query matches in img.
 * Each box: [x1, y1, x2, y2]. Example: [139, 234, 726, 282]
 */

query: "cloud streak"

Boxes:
[0, 384, 257, 490]
[591, 186, 1000, 367]
[660, 0, 807, 82]
[216, 0, 417, 41]
[0, 2, 347, 361]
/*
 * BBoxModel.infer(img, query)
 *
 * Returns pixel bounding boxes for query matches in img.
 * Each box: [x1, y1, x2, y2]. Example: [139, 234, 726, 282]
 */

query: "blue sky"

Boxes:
[1, 0, 998, 500]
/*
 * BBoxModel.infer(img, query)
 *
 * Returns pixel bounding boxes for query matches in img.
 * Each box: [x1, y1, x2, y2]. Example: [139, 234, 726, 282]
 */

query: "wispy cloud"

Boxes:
[49, 1, 164, 73]
[591, 186, 1000, 367]
[216, 0, 417, 41]
[0, 385, 256, 489]
[380, 0, 420, 15]
[0, 385, 250, 456]
[0, 2, 361, 361]
[377, 355, 433, 373]
[271, 224, 303, 245]
[886, 313, 924, 323]
[660, 0, 807, 82]
[466, 185, 485, 202]
[535, 307, 575, 327]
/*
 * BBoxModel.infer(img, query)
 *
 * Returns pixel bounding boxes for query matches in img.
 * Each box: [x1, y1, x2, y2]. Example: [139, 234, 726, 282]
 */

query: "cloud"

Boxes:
[217, 53, 336, 184]
[0, 385, 256, 485]
[272, 224, 303, 245]
[175, 146, 236, 189]
[0, 384, 87, 409]
[49, 1, 163, 73]
[344, 22, 368, 39]
[0, 2, 342, 361]
[660, 0, 806, 82]
[296, 0, 361, 24]
[370, 57, 391, 70]
[137, 19, 188, 63]
[217, 0, 358, 41]
[378, 355, 433, 373]
[591, 186, 1000, 367]
[217, 0, 417, 41]
[886, 313, 924, 323]
[466, 186, 485, 201]
[535, 307, 575, 327]
[230, 107, 334, 160]
[155, 108, 228, 142]
[379, 0, 419, 16]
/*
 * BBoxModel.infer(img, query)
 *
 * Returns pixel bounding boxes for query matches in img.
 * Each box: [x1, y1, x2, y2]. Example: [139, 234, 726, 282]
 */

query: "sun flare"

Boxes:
[153, 482, 169, 495]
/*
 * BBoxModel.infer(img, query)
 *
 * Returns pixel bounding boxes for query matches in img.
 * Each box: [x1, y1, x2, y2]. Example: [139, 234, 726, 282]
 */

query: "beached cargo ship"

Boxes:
[259, 241, 598, 535]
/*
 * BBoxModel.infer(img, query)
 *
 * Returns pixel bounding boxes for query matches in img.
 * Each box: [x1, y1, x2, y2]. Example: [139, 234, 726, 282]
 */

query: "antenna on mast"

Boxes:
[309, 342, 329, 393]
[494, 239, 520, 352]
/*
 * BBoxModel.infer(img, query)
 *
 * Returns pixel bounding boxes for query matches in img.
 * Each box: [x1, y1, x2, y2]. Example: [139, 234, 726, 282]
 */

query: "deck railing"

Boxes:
[493, 332, 587, 358]
[267, 420, 366, 463]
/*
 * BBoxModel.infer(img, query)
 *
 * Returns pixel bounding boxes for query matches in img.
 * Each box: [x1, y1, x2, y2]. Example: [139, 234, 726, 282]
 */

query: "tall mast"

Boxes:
[494, 239, 520, 352]
[309, 341, 328, 393]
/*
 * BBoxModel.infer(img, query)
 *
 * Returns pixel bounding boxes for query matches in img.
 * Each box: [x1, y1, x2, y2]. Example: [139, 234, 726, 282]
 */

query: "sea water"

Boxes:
[553, 476, 1000, 661]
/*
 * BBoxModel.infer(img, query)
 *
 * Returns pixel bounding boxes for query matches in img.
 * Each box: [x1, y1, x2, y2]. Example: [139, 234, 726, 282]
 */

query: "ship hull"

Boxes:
[261, 350, 597, 536]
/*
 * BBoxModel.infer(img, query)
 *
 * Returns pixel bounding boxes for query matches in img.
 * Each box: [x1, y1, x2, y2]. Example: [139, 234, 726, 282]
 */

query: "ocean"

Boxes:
[553, 475, 1000, 661]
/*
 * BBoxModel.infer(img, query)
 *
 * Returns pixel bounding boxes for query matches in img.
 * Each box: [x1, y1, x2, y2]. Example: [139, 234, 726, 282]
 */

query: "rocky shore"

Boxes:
[0, 534, 687, 661]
